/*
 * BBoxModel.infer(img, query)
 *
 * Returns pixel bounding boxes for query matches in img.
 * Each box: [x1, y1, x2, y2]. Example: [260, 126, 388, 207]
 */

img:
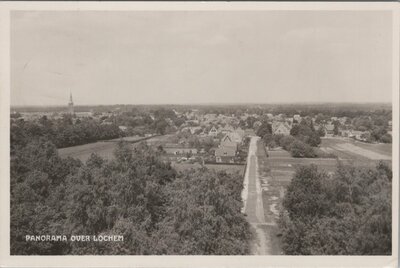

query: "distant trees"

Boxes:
[351, 115, 392, 143]
[279, 163, 392, 255]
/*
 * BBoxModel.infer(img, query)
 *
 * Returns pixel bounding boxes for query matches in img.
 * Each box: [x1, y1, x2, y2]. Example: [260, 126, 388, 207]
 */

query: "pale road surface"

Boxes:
[242, 136, 270, 255]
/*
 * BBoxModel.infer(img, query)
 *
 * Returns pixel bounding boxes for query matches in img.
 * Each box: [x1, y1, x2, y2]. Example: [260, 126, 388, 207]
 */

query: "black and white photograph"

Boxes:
[0, 2, 398, 267]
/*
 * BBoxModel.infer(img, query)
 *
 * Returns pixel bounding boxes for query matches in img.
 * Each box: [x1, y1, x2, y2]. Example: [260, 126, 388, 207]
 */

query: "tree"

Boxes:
[289, 140, 316, 158]
[333, 121, 340, 136]
[317, 126, 326, 137]
[256, 122, 272, 138]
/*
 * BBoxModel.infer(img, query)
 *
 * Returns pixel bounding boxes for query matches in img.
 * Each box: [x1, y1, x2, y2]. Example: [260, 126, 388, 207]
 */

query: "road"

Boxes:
[242, 136, 271, 255]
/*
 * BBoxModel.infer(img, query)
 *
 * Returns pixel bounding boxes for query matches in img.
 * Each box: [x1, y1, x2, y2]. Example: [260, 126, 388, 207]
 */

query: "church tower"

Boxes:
[68, 92, 74, 114]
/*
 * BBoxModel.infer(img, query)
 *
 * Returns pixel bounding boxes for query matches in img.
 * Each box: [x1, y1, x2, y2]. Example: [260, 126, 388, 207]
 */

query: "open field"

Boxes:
[58, 135, 173, 162]
[58, 142, 119, 162]
[320, 137, 392, 161]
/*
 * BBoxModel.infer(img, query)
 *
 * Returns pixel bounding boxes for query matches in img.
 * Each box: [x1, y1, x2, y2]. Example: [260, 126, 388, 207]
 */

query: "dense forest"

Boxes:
[279, 163, 392, 255]
[10, 139, 252, 255]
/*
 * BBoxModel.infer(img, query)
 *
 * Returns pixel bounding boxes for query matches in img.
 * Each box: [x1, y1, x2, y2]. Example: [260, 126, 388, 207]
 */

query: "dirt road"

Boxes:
[242, 136, 271, 255]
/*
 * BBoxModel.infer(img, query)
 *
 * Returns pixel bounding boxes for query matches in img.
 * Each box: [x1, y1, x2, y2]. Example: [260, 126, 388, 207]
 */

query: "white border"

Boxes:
[0, 2, 398, 267]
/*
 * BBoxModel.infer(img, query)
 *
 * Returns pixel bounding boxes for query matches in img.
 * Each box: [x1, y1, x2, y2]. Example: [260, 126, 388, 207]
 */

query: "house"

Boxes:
[293, 114, 301, 122]
[338, 117, 348, 125]
[221, 125, 234, 134]
[275, 114, 285, 121]
[215, 146, 236, 163]
[189, 126, 202, 134]
[224, 132, 242, 143]
[324, 124, 335, 136]
[208, 126, 219, 136]
[349, 130, 370, 142]
[221, 134, 239, 150]
[272, 122, 291, 135]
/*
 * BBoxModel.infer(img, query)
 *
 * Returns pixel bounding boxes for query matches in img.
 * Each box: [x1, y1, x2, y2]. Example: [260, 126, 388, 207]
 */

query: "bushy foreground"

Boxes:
[11, 140, 251, 255]
[279, 163, 392, 255]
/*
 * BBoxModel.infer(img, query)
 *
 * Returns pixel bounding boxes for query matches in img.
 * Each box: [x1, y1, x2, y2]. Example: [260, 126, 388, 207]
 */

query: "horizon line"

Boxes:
[10, 101, 393, 108]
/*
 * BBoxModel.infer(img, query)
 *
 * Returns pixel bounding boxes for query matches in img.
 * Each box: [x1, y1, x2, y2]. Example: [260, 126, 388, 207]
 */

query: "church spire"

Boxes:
[68, 91, 74, 114]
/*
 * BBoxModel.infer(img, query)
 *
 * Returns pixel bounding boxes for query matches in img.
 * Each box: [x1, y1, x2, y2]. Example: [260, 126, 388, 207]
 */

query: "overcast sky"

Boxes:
[11, 10, 392, 106]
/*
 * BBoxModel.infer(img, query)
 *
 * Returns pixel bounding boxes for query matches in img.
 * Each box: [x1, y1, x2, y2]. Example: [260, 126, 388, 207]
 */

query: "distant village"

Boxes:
[11, 94, 393, 165]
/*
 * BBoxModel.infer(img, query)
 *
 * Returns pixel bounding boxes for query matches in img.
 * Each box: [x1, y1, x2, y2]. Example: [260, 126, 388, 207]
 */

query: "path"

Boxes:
[242, 136, 271, 255]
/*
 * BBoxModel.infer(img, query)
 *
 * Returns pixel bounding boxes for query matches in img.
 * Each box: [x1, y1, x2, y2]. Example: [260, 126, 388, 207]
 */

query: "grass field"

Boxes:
[320, 137, 392, 161]
[58, 135, 173, 162]
[58, 142, 120, 162]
